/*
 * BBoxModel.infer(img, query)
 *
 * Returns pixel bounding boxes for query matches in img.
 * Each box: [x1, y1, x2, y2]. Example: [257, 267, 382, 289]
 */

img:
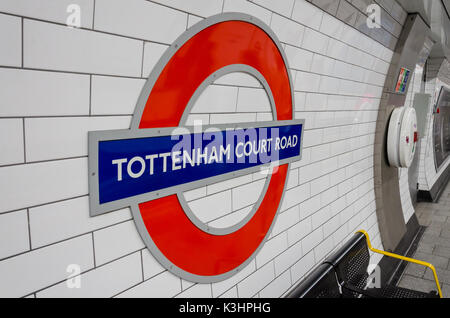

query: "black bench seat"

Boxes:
[286, 231, 441, 298]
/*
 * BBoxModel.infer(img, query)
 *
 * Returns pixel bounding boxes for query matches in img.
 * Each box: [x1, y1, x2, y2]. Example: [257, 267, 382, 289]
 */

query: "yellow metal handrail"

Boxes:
[357, 230, 442, 298]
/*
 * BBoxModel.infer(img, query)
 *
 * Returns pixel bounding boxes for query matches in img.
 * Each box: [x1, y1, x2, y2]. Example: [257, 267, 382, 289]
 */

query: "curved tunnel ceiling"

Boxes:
[398, 0, 450, 59]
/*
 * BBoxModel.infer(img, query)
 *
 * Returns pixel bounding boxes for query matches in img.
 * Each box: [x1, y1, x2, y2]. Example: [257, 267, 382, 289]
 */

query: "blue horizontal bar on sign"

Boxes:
[97, 123, 303, 205]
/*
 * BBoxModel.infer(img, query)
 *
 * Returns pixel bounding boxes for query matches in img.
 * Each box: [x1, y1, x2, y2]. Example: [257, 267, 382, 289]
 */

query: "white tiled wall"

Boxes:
[418, 59, 450, 192]
[0, 0, 403, 298]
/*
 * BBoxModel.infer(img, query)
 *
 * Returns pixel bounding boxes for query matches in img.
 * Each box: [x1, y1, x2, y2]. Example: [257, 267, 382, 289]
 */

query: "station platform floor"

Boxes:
[397, 182, 450, 298]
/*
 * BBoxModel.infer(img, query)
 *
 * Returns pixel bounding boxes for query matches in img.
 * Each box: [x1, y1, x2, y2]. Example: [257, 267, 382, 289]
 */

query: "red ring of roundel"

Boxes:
[137, 19, 293, 278]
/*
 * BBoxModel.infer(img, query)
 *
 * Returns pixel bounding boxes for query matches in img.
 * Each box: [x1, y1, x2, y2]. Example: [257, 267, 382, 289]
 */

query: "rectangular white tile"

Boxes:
[182, 278, 199, 291]
[0, 158, 88, 213]
[314, 235, 334, 261]
[0, 210, 29, 259]
[290, 250, 315, 284]
[319, 76, 340, 94]
[142, 42, 169, 77]
[280, 183, 310, 211]
[207, 174, 253, 196]
[211, 260, 255, 297]
[214, 72, 262, 88]
[219, 287, 238, 298]
[323, 213, 340, 234]
[187, 15, 203, 28]
[24, 19, 142, 77]
[299, 195, 322, 219]
[298, 161, 322, 184]
[223, 0, 271, 25]
[0, 119, 24, 166]
[340, 204, 355, 224]
[310, 174, 330, 197]
[29, 196, 131, 248]
[270, 14, 304, 46]
[237, 262, 275, 298]
[208, 206, 252, 229]
[25, 116, 131, 162]
[274, 240, 302, 275]
[151, 0, 223, 17]
[0, 13, 21, 67]
[175, 283, 212, 298]
[0, 68, 90, 117]
[37, 252, 142, 298]
[302, 128, 323, 147]
[286, 168, 299, 189]
[305, 93, 327, 111]
[252, 0, 295, 16]
[256, 112, 274, 122]
[294, 71, 321, 92]
[287, 217, 312, 246]
[91, 76, 145, 115]
[329, 167, 346, 187]
[294, 92, 306, 111]
[319, 13, 344, 39]
[292, 0, 324, 30]
[210, 113, 257, 124]
[259, 270, 291, 298]
[285, 45, 314, 71]
[312, 205, 333, 230]
[350, 65, 365, 82]
[93, 220, 145, 266]
[0, 234, 94, 297]
[236, 88, 271, 113]
[191, 85, 238, 113]
[310, 143, 331, 161]
[256, 233, 288, 268]
[272, 205, 300, 236]
[292, 147, 311, 168]
[232, 179, 266, 211]
[185, 114, 210, 126]
[302, 28, 329, 55]
[301, 227, 323, 254]
[320, 157, 339, 175]
[326, 38, 348, 61]
[94, 0, 187, 43]
[184, 186, 207, 201]
[116, 271, 181, 298]
[333, 60, 353, 79]
[141, 249, 165, 280]
[0, 0, 94, 28]
[311, 54, 335, 76]
[188, 191, 232, 224]
[339, 79, 364, 96]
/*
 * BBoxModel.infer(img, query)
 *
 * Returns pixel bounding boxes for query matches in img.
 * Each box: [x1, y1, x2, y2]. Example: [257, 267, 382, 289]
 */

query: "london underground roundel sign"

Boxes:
[88, 13, 304, 282]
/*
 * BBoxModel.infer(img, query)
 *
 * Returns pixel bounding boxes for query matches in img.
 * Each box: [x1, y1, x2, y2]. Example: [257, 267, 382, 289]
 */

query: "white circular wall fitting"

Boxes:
[387, 107, 418, 168]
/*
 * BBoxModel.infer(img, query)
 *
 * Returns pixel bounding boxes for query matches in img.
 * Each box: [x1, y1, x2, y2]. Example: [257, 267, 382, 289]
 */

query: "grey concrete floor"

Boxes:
[397, 181, 450, 298]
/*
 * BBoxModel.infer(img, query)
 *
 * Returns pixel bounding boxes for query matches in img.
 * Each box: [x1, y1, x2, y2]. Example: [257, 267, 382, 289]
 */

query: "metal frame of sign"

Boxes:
[88, 12, 302, 283]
